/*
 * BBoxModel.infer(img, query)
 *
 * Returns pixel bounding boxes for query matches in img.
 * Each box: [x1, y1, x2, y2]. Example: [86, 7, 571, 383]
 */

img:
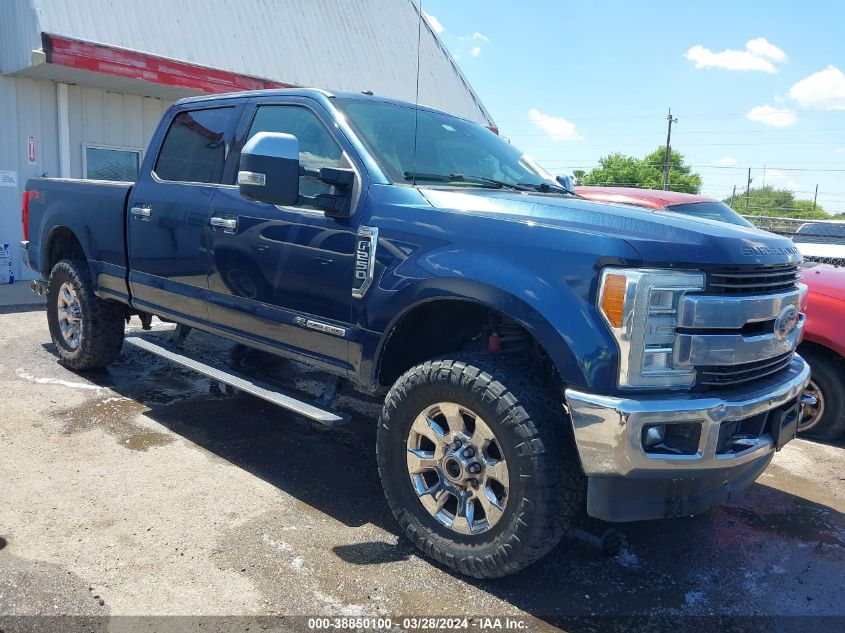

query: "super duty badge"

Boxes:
[352, 226, 379, 299]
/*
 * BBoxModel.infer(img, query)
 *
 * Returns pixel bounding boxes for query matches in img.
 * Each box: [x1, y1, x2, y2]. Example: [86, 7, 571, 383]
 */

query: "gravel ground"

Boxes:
[0, 306, 843, 632]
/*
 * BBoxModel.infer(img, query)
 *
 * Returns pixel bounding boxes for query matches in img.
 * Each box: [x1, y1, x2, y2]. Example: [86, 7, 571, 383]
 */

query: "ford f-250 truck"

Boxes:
[22, 88, 812, 578]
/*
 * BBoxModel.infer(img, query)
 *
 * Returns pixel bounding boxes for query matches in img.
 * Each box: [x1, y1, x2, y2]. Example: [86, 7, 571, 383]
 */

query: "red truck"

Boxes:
[577, 186, 845, 440]
[799, 263, 845, 439]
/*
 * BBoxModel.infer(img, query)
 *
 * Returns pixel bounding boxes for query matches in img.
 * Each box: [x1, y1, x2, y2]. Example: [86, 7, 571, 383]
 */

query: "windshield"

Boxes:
[664, 201, 754, 227]
[335, 98, 556, 189]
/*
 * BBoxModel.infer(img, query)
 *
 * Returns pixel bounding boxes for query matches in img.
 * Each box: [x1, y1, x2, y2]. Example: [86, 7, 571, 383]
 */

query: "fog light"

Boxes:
[643, 424, 666, 447]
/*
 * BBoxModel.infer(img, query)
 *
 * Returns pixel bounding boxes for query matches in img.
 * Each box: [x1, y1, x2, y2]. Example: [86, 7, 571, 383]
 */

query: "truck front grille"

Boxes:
[706, 264, 800, 295]
[697, 351, 795, 388]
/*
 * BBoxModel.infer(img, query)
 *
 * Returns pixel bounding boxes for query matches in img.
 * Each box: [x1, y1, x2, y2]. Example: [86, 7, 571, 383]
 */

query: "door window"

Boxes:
[244, 105, 351, 207]
[155, 107, 234, 184]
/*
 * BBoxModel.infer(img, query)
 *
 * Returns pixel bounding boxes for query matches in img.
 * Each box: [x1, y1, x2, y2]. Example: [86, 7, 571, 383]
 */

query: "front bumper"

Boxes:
[564, 356, 810, 521]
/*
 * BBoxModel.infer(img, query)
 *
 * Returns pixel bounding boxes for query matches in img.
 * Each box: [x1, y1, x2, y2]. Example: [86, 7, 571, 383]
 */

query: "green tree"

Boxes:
[582, 147, 702, 194]
[724, 186, 828, 219]
[572, 169, 586, 186]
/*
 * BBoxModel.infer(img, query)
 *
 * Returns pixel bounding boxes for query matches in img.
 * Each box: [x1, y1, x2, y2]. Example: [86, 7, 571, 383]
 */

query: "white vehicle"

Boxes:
[793, 222, 845, 266]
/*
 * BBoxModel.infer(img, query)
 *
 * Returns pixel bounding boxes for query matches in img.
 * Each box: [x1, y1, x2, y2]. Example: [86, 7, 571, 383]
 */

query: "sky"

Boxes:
[421, 0, 845, 215]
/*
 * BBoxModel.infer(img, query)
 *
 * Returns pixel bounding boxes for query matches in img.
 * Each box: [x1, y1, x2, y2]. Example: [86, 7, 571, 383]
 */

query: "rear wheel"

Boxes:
[377, 354, 584, 578]
[46, 259, 125, 370]
[798, 347, 845, 440]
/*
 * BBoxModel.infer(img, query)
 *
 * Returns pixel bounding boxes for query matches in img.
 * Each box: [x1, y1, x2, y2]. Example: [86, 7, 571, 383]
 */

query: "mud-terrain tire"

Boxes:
[798, 347, 845, 441]
[46, 259, 125, 370]
[377, 354, 584, 578]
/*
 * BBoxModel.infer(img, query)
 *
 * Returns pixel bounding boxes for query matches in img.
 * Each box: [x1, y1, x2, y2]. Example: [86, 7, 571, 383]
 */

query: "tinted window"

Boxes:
[664, 201, 754, 227]
[244, 105, 350, 204]
[155, 107, 233, 183]
[85, 147, 140, 182]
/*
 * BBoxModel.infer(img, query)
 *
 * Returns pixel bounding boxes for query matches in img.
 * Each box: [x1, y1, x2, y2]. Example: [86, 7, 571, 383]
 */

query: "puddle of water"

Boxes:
[55, 397, 175, 452]
[124, 431, 175, 451]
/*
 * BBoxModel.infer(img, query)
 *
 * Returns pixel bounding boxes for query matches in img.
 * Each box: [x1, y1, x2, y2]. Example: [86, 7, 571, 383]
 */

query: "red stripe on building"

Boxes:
[42, 33, 294, 94]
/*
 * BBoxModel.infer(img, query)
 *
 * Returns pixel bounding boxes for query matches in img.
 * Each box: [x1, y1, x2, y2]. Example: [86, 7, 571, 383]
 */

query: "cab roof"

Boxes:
[174, 87, 472, 122]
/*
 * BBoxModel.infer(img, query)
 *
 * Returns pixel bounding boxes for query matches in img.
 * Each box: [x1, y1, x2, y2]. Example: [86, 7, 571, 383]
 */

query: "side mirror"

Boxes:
[556, 175, 576, 195]
[238, 132, 300, 206]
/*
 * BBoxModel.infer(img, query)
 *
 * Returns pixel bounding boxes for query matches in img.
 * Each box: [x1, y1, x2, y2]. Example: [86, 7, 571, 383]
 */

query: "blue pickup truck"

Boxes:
[22, 88, 812, 578]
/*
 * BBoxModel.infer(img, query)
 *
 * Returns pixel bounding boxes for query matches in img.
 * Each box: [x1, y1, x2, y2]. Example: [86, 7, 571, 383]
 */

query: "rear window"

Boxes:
[154, 107, 234, 184]
[794, 223, 845, 241]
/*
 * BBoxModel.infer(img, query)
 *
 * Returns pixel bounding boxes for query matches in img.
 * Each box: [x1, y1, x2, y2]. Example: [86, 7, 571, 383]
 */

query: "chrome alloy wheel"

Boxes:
[56, 282, 83, 350]
[799, 379, 825, 432]
[406, 402, 509, 535]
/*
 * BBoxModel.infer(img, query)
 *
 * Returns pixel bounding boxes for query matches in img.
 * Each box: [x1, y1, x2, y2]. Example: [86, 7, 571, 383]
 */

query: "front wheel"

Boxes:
[46, 259, 125, 370]
[377, 354, 584, 578]
[798, 347, 845, 440]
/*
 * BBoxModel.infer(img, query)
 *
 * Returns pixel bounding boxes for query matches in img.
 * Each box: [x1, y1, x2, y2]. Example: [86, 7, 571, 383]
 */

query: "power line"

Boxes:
[505, 127, 845, 137]
[494, 109, 845, 123]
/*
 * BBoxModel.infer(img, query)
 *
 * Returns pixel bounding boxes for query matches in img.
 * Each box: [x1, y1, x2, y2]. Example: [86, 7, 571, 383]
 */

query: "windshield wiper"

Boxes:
[517, 181, 578, 196]
[403, 172, 533, 191]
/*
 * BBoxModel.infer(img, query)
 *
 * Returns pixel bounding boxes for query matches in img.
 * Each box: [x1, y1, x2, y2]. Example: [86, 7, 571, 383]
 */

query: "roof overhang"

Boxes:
[7, 33, 295, 101]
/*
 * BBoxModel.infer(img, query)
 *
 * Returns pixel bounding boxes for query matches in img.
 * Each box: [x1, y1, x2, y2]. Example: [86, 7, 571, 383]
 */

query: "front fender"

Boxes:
[364, 252, 620, 392]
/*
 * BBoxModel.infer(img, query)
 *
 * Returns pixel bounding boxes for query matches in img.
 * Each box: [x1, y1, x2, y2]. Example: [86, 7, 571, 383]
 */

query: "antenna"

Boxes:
[411, 0, 423, 184]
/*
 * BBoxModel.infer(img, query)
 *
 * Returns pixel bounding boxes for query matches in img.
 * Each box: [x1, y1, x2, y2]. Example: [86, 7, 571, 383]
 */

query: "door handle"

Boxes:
[130, 205, 152, 220]
[210, 216, 238, 233]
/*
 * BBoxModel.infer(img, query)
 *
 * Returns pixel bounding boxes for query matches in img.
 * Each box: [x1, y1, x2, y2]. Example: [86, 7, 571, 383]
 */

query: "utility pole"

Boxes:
[730, 185, 737, 206]
[745, 168, 752, 214]
[813, 184, 818, 212]
[662, 108, 678, 191]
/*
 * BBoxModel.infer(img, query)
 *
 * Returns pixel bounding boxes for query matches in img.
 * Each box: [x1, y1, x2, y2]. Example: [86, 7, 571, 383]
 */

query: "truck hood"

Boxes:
[420, 188, 802, 267]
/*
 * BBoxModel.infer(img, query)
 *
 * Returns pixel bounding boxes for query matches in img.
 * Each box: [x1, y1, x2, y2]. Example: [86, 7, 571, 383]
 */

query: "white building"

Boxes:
[0, 0, 493, 281]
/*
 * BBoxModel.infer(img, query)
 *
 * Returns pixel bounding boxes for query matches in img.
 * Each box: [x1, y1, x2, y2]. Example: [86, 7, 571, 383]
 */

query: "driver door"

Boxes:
[205, 97, 362, 370]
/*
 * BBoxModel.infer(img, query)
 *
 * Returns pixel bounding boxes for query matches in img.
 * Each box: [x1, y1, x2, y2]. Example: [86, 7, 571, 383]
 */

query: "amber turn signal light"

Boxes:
[601, 274, 627, 328]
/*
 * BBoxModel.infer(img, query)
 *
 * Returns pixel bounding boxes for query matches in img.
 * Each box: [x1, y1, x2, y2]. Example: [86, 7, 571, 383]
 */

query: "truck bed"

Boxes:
[25, 178, 133, 302]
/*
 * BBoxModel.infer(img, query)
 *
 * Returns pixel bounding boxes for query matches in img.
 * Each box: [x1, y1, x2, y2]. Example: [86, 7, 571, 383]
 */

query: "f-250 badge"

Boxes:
[352, 226, 379, 299]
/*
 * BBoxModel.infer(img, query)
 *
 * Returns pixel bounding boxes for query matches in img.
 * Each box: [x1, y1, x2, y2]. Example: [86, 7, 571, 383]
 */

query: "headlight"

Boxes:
[598, 268, 705, 389]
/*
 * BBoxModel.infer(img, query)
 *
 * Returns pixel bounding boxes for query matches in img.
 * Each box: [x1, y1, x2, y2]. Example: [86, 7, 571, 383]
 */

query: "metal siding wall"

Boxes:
[0, 77, 59, 281]
[0, 0, 41, 73]
[0, 77, 23, 279]
[25, 0, 492, 124]
[67, 86, 167, 176]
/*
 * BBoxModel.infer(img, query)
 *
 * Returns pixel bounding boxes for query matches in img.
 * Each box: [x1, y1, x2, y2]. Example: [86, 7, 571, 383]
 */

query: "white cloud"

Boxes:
[788, 66, 845, 110]
[765, 169, 786, 180]
[745, 37, 787, 62]
[684, 37, 787, 73]
[527, 108, 582, 141]
[460, 32, 490, 42]
[746, 104, 798, 127]
[471, 47, 481, 58]
[422, 11, 443, 34]
[713, 157, 737, 166]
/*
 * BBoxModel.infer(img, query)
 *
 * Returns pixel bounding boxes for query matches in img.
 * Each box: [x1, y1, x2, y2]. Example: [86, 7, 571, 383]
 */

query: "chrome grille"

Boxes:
[697, 351, 795, 387]
[706, 264, 800, 295]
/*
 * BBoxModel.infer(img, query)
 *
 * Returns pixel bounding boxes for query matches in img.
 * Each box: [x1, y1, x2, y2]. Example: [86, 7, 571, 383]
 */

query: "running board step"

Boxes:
[124, 336, 350, 426]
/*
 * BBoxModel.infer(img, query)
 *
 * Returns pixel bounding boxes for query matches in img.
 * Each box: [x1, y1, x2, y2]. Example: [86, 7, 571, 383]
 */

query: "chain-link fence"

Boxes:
[741, 215, 845, 267]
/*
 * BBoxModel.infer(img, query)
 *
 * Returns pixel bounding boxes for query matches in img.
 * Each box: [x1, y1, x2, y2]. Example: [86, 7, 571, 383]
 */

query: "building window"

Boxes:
[84, 146, 142, 182]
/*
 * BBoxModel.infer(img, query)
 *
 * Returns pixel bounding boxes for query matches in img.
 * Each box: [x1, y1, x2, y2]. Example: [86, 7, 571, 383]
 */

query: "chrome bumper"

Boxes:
[564, 356, 810, 477]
